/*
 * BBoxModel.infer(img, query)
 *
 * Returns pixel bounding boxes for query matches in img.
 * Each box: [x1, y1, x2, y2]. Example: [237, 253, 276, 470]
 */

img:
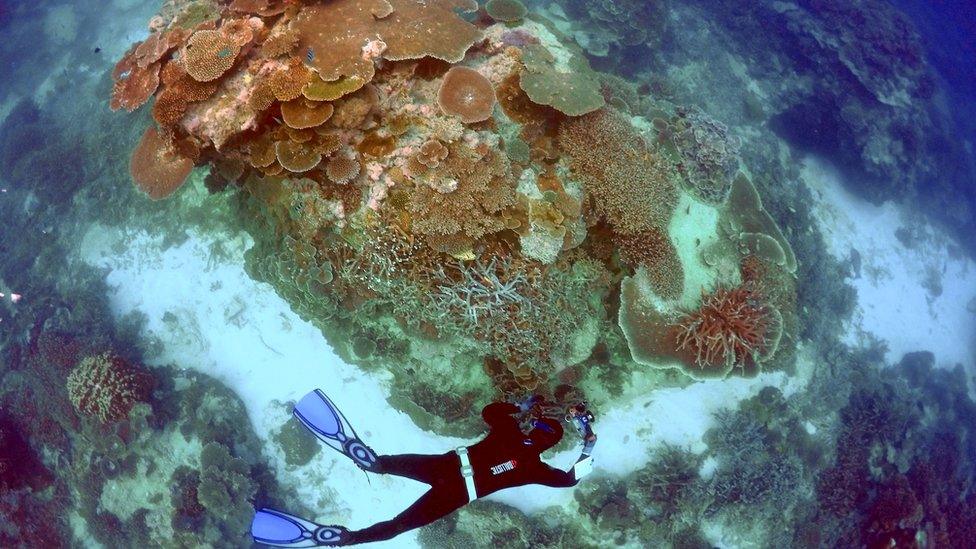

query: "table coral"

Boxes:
[129, 127, 195, 200]
[184, 29, 240, 82]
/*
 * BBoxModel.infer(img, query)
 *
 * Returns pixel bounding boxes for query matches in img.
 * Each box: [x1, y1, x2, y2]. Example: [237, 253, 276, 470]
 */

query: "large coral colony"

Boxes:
[111, 0, 798, 408]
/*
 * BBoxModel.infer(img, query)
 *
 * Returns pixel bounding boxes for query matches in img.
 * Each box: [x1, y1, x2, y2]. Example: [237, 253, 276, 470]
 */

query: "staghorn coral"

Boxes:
[66, 352, 154, 423]
[129, 127, 195, 200]
[616, 227, 683, 300]
[559, 108, 678, 234]
[438, 67, 497, 124]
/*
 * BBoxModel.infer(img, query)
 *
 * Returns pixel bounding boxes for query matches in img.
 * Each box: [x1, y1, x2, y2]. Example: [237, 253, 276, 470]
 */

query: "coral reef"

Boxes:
[110, 0, 799, 435]
[67, 352, 155, 423]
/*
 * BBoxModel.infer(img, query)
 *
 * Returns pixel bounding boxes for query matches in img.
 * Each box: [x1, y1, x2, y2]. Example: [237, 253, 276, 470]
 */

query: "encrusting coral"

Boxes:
[112, 0, 799, 405]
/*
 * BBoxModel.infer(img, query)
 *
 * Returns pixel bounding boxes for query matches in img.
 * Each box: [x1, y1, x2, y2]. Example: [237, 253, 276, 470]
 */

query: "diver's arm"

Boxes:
[536, 463, 580, 487]
[570, 433, 597, 479]
[481, 401, 520, 428]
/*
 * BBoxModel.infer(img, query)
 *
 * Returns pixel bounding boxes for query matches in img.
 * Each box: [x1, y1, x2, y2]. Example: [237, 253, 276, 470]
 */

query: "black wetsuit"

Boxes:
[345, 402, 579, 544]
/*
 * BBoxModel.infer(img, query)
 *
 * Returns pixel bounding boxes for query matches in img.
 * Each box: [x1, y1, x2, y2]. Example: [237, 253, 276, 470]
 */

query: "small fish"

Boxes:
[94, 47, 101, 54]
[306, 47, 315, 62]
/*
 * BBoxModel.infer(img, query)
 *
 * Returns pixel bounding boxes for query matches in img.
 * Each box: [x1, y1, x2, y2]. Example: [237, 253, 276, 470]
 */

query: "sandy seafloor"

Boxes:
[67, 153, 976, 548]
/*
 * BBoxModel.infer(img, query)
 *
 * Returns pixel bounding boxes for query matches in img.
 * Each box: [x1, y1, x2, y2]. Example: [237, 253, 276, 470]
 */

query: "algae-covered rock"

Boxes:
[273, 417, 321, 467]
[197, 442, 257, 535]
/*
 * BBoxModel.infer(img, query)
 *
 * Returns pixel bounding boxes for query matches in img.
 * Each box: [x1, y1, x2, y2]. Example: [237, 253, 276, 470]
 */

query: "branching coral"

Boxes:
[559, 108, 678, 234]
[616, 227, 683, 300]
[673, 286, 778, 372]
[406, 143, 517, 251]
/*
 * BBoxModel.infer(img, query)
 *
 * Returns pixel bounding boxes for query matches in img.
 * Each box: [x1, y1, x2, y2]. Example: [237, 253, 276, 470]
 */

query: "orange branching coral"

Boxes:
[617, 227, 684, 300]
[407, 144, 517, 247]
[281, 98, 334, 129]
[269, 57, 312, 101]
[275, 140, 322, 172]
[325, 155, 361, 184]
[129, 127, 195, 200]
[558, 108, 678, 234]
[183, 30, 240, 82]
[438, 67, 496, 124]
[674, 286, 771, 371]
[110, 62, 161, 112]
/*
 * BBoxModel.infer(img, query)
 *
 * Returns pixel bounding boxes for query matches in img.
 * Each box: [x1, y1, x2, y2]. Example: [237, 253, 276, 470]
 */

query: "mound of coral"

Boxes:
[110, 0, 798, 421]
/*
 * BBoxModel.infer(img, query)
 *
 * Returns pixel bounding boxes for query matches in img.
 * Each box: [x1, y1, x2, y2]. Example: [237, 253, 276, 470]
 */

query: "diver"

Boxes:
[251, 389, 598, 547]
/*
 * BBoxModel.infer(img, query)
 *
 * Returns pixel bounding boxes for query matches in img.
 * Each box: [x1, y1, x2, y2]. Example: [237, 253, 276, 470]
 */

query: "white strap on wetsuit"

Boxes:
[455, 447, 478, 501]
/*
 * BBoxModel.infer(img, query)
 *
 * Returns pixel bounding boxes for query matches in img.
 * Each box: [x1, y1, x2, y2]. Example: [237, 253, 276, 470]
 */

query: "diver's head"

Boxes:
[527, 418, 563, 452]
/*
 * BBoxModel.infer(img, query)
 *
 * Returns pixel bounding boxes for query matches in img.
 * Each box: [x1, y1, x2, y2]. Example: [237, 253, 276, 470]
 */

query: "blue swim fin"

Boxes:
[293, 389, 378, 472]
[251, 508, 349, 547]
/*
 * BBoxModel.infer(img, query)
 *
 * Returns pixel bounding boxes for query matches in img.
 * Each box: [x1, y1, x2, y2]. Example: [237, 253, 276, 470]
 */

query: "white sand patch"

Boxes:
[72, 213, 794, 545]
[802, 156, 976, 368]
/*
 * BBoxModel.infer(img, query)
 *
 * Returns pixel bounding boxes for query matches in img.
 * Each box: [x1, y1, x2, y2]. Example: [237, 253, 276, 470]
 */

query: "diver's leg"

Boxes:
[345, 486, 467, 545]
[373, 452, 453, 485]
